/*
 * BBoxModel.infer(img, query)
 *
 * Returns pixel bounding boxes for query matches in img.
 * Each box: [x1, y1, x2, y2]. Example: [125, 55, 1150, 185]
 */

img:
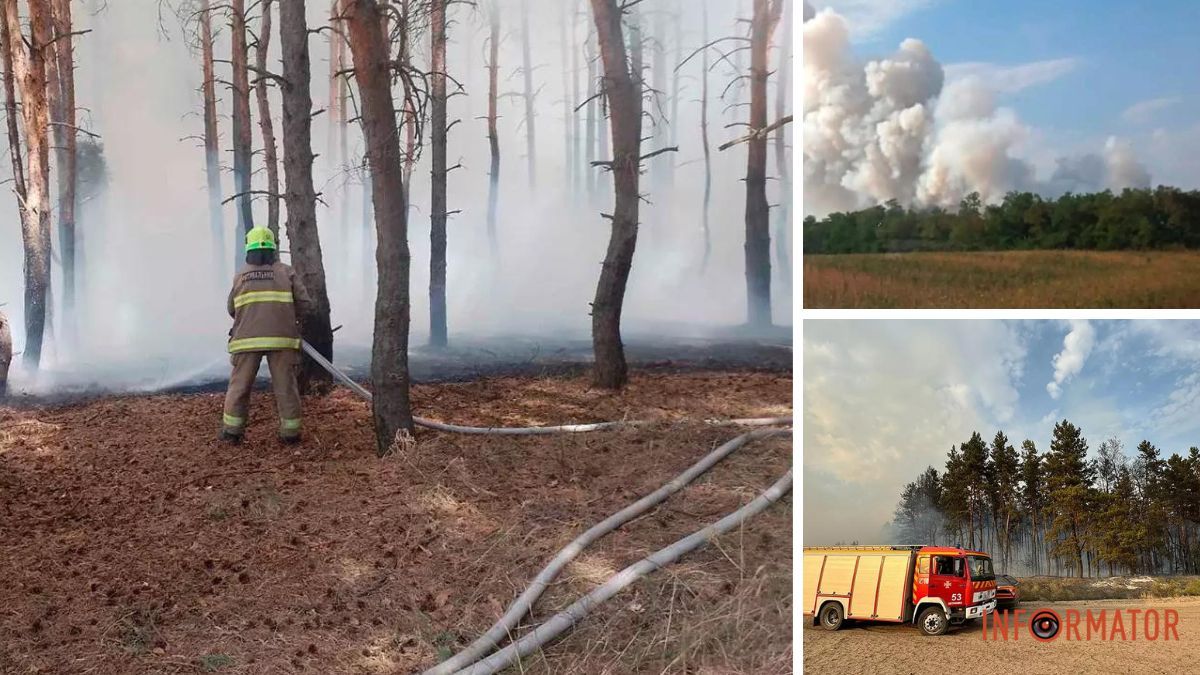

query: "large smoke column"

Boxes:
[803, 3, 1151, 216]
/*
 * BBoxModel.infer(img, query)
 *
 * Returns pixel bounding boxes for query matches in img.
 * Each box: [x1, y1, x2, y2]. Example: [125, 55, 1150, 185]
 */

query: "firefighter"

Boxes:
[220, 226, 312, 444]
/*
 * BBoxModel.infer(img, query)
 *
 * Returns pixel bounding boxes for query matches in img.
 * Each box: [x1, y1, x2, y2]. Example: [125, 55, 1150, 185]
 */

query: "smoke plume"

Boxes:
[803, 5, 1151, 216]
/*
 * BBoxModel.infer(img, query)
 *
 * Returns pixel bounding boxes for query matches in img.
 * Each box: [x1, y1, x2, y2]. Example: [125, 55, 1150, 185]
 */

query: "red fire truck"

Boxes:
[803, 545, 997, 635]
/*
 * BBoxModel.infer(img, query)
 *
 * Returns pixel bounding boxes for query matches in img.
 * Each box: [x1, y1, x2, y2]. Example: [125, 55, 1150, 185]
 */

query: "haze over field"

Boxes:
[0, 0, 792, 393]
[804, 320, 1200, 545]
[803, 0, 1200, 216]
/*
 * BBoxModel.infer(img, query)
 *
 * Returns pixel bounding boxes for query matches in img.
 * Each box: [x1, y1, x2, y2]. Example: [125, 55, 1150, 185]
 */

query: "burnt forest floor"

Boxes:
[1, 369, 794, 674]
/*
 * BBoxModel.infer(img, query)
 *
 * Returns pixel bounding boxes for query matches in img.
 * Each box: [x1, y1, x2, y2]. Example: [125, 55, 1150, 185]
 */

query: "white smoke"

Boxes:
[803, 5, 1151, 215]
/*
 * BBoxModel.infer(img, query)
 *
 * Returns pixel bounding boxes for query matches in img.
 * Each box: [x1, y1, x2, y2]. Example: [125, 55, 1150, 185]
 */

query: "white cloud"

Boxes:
[943, 57, 1082, 94]
[1047, 320, 1096, 400]
[1122, 96, 1180, 124]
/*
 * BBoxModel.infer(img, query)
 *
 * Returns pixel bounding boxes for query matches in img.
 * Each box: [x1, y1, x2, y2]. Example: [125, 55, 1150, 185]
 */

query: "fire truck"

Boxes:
[802, 545, 997, 635]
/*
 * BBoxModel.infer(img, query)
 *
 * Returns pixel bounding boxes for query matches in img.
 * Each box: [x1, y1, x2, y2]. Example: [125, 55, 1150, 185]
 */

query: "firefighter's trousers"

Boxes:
[221, 349, 301, 439]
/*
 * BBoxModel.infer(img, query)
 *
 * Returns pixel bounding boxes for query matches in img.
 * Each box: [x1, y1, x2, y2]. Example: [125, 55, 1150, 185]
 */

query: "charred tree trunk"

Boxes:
[588, 0, 642, 390]
[519, 0, 536, 187]
[279, 0, 334, 389]
[6, 0, 52, 368]
[255, 0, 280, 237]
[49, 0, 75, 317]
[231, 0, 254, 261]
[0, 310, 10, 396]
[428, 0, 447, 348]
[200, 0, 224, 274]
[345, 0, 414, 454]
[485, 0, 499, 258]
[743, 0, 781, 328]
[773, 0, 792, 290]
[699, 0, 711, 272]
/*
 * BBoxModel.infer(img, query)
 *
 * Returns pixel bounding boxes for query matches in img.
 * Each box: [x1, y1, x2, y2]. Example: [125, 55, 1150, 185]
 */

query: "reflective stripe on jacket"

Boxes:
[226, 262, 311, 353]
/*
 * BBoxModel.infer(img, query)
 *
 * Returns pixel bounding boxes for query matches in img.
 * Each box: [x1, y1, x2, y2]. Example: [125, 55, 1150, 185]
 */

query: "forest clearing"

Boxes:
[0, 0, 795, 672]
[0, 370, 793, 674]
[803, 250, 1200, 308]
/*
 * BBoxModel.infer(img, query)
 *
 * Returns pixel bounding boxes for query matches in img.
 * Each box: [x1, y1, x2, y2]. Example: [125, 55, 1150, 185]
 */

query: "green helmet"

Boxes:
[245, 226, 277, 253]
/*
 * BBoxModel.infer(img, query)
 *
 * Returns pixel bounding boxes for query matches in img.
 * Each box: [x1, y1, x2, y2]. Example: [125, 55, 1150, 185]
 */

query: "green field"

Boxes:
[803, 250, 1200, 308]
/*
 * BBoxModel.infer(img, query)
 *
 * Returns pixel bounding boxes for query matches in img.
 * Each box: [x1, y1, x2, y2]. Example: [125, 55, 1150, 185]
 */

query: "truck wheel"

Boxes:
[819, 602, 844, 631]
[918, 606, 948, 636]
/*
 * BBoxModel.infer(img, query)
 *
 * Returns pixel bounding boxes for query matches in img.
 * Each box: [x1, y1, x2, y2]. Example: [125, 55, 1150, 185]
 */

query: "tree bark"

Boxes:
[589, 0, 642, 390]
[486, 0, 500, 259]
[255, 0, 280, 238]
[279, 0, 334, 389]
[743, 0, 781, 328]
[1, 0, 26, 210]
[49, 0, 75, 316]
[200, 0, 224, 274]
[519, 0, 536, 187]
[428, 0, 447, 348]
[773, 0, 791, 291]
[0, 309, 10, 396]
[6, 0, 52, 368]
[345, 0, 414, 454]
[231, 0, 254, 261]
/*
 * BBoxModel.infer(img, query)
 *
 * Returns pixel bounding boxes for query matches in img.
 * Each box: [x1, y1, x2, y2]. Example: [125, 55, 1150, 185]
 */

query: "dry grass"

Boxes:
[803, 250, 1200, 308]
[1018, 575, 1200, 602]
[0, 370, 792, 674]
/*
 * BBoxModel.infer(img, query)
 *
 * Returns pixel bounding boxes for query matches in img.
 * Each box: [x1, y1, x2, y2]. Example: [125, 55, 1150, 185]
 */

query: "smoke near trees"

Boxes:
[891, 419, 1200, 577]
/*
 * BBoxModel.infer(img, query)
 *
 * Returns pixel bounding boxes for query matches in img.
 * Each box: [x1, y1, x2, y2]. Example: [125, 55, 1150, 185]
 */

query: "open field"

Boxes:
[803, 250, 1200, 308]
[0, 371, 793, 674]
[804, 597, 1200, 675]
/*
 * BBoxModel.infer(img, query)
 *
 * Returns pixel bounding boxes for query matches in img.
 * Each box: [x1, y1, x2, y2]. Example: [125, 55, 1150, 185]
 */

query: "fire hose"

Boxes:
[300, 340, 791, 432]
[297, 340, 792, 672]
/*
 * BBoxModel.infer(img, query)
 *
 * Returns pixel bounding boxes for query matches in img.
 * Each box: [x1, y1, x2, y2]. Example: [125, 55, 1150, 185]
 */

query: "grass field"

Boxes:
[803, 250, 1200, 308]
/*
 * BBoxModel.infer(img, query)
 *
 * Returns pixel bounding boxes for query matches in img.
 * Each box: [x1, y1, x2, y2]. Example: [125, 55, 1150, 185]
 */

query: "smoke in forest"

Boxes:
[802, 2, 1151, 216]
[0, 0, 791, 393]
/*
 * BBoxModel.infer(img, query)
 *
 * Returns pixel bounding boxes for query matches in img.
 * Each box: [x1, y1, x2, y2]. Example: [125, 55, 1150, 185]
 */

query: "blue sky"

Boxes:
[803, 320, 1200, 544]
[812, 0, 1200, 190]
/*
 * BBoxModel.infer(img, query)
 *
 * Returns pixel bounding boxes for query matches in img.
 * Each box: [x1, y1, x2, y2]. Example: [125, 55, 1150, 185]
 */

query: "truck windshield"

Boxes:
[968, 556, 994, 580]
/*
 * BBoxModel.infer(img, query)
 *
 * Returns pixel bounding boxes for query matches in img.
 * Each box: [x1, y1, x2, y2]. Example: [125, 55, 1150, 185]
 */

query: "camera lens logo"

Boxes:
[1030, 609, 1061, 641]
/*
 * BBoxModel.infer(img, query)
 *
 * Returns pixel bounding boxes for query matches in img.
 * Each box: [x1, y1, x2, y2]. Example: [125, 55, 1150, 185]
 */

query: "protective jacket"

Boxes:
[226, 262, 311, 353]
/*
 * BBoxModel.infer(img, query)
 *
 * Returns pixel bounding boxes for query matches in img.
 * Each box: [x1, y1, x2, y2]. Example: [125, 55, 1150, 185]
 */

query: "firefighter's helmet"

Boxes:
[245, 226, 277, 252]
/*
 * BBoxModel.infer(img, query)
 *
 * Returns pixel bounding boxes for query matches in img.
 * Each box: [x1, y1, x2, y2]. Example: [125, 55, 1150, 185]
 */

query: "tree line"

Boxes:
[892, 420, 1200, 578]
[803, 187, 1200, 254]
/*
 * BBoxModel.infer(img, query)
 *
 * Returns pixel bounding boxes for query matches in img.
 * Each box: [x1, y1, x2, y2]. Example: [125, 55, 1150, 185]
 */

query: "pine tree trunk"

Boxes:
[279, 0, 334, 389]
[570, 0, 581, 198]
[485, 1, 500, 258]
[743, 0, 780, 328]
[345, 0, 414, 454]
[428, 0, 448, 348]
[255, 0, 280, 238]
[584, 23, 597, 205]
[649, 8, 665, 191]
[6, 0, 52, 368]
[588, 0, 641, 390]
[200, 0, 224, 274]
[0, 310, 10, 396]
[50, 0, 75, 317]
[559, 1, 573, 196]
[520, 0, 536, 187]
[231, 0, 254, 261]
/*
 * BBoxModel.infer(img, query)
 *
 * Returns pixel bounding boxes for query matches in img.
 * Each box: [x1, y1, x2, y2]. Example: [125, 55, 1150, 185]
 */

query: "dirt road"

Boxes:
[804, 597, 1200, 675]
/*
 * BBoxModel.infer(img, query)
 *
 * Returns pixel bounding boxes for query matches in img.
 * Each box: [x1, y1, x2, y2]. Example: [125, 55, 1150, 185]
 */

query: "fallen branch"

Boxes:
[718, 115, 792, 151]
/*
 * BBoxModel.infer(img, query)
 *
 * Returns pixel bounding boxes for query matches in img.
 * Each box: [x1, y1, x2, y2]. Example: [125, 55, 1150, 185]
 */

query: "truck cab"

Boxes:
[910, 546, 996, 634]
